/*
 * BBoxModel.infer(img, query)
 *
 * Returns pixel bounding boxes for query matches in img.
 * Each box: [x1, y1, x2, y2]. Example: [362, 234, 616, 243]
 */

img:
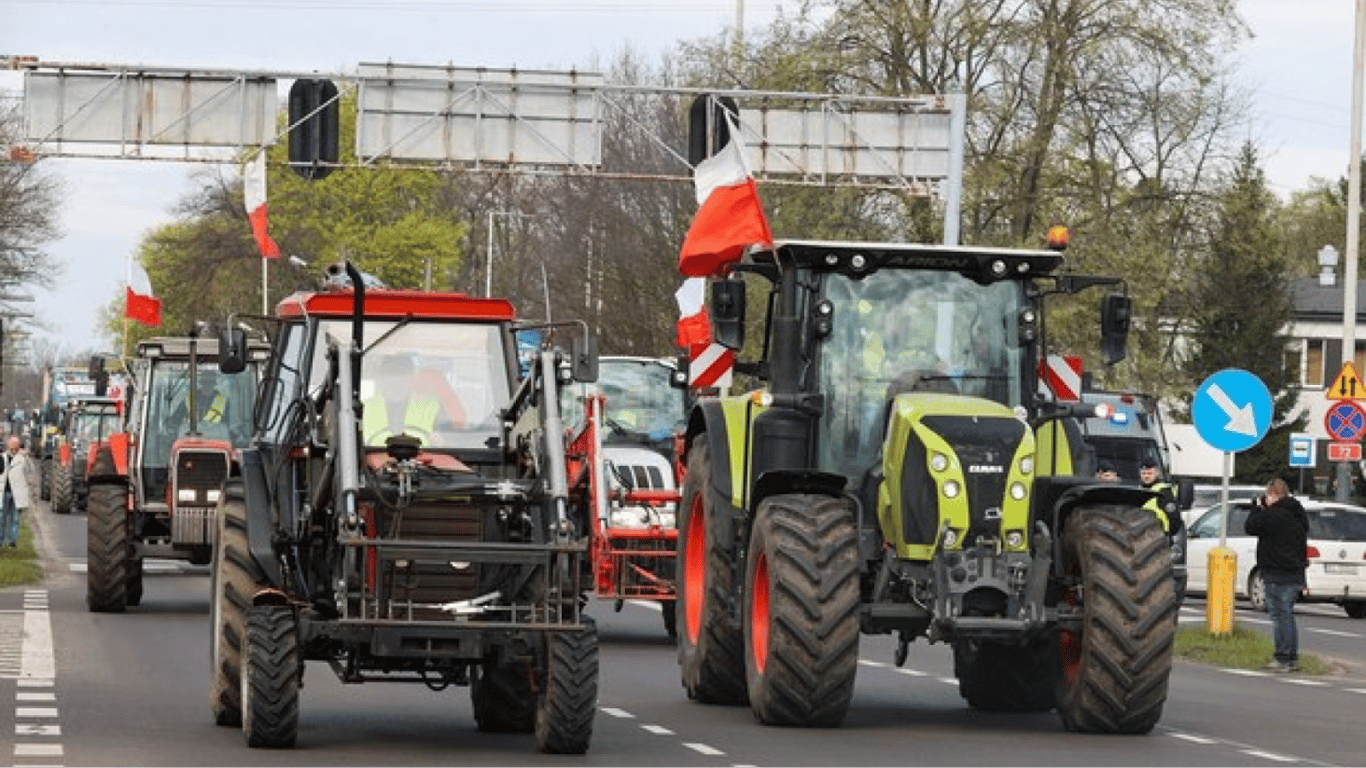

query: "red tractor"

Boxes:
[563, 356, 689, 637]
[85, 333, 269, 612]
[208, 263, 601, 752]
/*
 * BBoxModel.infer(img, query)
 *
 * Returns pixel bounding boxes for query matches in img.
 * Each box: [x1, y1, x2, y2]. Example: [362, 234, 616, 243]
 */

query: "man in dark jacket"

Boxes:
[1244, 478, 1309, 672]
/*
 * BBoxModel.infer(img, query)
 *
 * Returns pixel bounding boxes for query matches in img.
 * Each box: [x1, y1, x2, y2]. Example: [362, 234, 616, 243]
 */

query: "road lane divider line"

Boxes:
[683, 742, 725, 756]
[13, 589, 62, 766]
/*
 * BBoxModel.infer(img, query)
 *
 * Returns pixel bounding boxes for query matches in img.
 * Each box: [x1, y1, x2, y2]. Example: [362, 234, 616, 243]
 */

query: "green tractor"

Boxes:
[675, 238, 1176, 733]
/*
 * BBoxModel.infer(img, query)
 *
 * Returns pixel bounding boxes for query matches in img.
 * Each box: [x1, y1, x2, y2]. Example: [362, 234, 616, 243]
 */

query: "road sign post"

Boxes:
[1192, 369, 1273, 635]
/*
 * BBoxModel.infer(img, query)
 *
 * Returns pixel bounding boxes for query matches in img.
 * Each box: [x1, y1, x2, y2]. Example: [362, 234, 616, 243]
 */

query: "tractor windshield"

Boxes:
[311, 319, 511, 453]
[816, 269, 1027, 480]
[561, 358, 685, 447]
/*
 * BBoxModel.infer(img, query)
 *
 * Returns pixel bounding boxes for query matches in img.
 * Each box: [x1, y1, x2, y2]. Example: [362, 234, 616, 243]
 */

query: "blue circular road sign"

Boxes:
[1325, 400, 1366, 442]
[1192, 369, 1273, 453]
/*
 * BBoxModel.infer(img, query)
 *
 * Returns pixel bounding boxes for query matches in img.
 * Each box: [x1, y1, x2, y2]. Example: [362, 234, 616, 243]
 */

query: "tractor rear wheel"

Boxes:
[85, 483, 129, 613]
[743, 494, 860, 726]
[676, 439, 747, 705]
[534, 620, 598, 754]
[954, 637, 1055, 712]
[471, 660, 536, 733]
[242, 605, 300, 748]
[51, 461, 72, 514]
[126, 557, 144, 607]
[211, 483, 260, 727]
[1054, 505, 1175, 733]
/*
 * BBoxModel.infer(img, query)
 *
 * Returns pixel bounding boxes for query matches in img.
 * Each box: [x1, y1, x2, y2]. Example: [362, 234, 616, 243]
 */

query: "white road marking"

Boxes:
[1168, 731, 1218, 744]
[15, 724, 60, 737]
[601, 707, 634, 718]
[16, 691, 55, 701]
[1240, 748, 1297, 762]
[641, 724, 674, 735]
[683, 742, 725, 756]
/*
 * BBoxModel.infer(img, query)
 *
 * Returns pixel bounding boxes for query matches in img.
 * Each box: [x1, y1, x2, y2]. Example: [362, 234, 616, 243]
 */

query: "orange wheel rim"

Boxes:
[750, 550, 770, 674]
[684, 495, 705, 644]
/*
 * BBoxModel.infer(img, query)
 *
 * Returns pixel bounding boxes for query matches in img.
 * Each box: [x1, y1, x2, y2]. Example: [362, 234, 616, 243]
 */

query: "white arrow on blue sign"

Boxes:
[1192, 369, 1273, 453]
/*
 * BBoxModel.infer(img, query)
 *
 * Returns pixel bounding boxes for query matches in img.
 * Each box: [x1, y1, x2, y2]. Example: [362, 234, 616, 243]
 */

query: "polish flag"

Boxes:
[125, 286, 162, 327]
[245, 152, 281, 259]
[675, 277, 710, 348]
[677, 112, 773, 277]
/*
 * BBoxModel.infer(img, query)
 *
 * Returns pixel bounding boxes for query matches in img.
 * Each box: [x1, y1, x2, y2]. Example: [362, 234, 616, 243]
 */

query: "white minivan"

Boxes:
[1185, 498, 1366, 618]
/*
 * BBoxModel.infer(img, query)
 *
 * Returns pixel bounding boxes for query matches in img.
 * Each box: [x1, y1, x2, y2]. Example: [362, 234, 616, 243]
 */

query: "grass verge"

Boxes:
[0, 518, 44, 588]
[1175, 623, 1331, 674]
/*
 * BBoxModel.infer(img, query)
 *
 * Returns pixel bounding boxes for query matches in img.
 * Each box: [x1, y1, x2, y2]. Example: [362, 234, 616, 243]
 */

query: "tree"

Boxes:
[1176, 142, 1302, 480]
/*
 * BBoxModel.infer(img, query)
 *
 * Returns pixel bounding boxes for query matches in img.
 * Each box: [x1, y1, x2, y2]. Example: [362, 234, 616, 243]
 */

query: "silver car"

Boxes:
[1185, 498, 1366, 618]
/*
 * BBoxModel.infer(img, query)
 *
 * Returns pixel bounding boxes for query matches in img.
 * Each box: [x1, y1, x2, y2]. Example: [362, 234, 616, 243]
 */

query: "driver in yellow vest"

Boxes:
[363, 354, 442, 446]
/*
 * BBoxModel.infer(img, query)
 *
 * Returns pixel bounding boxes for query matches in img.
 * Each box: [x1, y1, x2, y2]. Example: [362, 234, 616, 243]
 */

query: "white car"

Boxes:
[1185, 483, 1265, 526]
[1185, 498, 1366, 618]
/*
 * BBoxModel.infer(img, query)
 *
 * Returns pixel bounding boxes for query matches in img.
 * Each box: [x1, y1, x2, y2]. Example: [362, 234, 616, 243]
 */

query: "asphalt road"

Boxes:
[2, 501, 1364, 767]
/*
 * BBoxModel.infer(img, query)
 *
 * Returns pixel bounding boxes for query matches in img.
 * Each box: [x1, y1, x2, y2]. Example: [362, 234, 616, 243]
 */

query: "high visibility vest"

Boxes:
[203, 393, 228, 423]
[363, 394, 440, 445]
[1143, 481, 1174, 533]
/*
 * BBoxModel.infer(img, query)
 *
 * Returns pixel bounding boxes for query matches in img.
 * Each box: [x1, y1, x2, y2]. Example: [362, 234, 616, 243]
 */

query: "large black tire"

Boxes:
[126, 557, 144, 607]
[471, 660, 536, 733]
[40, 457, 50, 501]
[676, 439, 747, 705]
[1344, 602, 1366, 619]
[51, 461, 73, 515]
[211, 484, 260, 727]
[1054, 505, 1175, 734]
[86, 483, 129, 613]
[534, 620, 598, 754]
[743, 495, 860, 727]
[954, 638, 1055, 712]
[242, 605, 300, 749]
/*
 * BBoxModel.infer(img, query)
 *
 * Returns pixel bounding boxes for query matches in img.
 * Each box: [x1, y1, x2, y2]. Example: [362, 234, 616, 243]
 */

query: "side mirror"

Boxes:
[710, 279, 746, 350]
[1177, 478, 1195, 510]
[219, 327, 248, 374]
[1099, 293, 1130, 365]
[570, 329, 598, 384]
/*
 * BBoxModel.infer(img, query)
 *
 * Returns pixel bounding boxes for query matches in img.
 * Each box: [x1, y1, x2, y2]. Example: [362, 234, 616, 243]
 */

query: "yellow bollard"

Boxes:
[1206, 546, 1237, 635]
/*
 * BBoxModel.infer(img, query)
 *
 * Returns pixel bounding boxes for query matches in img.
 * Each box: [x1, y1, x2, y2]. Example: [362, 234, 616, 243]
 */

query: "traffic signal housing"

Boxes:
[288, 78, 340, 181]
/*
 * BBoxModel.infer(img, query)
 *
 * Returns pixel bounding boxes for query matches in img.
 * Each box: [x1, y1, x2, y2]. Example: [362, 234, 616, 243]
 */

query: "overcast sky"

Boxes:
[0, 0, 1359, 358]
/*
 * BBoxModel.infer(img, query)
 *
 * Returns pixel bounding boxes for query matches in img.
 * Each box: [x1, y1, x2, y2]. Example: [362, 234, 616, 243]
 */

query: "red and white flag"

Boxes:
[675, 277, 711, 348]
[125, 286, 162, 327]
[244, 152, 281, 259]
[677, 113, 773, 277]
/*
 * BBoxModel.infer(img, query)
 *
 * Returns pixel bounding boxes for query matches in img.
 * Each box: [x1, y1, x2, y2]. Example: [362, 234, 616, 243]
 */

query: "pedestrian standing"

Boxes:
[1245, 478, 1309, 672]
[1, 434, 34, 549]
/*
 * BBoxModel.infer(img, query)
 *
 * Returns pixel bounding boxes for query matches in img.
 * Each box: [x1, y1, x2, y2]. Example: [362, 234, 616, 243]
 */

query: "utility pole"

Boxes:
[1337, 0, 1365, 502]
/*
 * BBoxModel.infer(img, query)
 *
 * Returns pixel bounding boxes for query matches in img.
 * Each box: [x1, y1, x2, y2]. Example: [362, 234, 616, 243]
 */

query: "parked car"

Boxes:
[1186, 484, 1265, 526]
[1185, 498, 1366, 618]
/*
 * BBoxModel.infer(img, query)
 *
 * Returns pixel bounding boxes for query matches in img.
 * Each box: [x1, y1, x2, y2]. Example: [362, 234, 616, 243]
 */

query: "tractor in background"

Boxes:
[85, 333, 268, 612]
[48, 396, 122, 514]
[563, 356, 690, 637]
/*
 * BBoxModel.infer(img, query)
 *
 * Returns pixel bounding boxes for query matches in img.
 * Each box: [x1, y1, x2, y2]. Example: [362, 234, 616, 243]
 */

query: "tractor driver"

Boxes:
[362, 353, 465, 447]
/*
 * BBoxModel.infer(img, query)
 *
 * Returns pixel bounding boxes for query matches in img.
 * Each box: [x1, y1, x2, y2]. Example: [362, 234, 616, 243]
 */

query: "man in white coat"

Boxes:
[1, 434, 33, 548]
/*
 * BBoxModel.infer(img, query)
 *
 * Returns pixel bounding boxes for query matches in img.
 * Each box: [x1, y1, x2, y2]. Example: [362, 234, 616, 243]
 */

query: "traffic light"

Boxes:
[688, 94, 739, 166]
[288, 78, 340, 181]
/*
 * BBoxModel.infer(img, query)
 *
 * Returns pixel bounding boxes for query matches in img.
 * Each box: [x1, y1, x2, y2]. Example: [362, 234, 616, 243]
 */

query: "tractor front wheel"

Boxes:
[534, 620, 598, 754]
[1054, 505, 1175, 733]
[85, 483, 129, 613]
[742, 494, 860, 727]
[676, 439, 747, 705]
[242, 605, 300, 748]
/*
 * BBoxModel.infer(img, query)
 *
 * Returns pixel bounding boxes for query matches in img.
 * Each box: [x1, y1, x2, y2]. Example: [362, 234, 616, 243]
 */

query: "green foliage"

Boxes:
[0, 519, 43, 588]
[1175, 623, 1329, 674]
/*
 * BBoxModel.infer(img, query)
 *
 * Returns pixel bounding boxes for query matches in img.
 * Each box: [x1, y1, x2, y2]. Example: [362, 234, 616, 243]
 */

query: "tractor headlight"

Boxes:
[1009, 482, 1027, 501]
[1019, 456, 1034, 475]
[943, 480, 960, 499]
[177, 489, 198, 503]
[930, 452, 950, 472]
[205, 489, 222, 504]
